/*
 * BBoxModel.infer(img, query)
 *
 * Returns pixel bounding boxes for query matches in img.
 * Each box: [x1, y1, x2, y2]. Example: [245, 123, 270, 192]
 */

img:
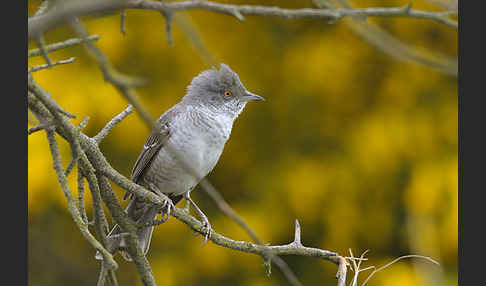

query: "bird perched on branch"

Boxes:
[99, 63, 264, 261]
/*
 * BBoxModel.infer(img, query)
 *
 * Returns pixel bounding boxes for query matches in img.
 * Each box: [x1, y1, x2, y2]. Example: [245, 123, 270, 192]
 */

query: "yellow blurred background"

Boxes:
[28, 0, 457, 285]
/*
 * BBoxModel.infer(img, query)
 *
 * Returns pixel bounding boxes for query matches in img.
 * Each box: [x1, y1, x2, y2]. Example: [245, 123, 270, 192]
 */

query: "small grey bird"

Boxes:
[102, 64, 264, 261]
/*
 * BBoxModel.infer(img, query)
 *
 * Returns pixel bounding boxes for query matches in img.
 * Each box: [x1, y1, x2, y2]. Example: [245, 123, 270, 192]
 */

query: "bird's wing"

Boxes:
[123, 108, 176, 200]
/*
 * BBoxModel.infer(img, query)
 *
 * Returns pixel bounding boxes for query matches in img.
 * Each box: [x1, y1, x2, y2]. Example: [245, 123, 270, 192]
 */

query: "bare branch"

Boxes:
[29, 57, 76, 73]
[93, 105, 133, 144]
[171, 205, 339, 261]
[28, 35, 100, 57]
[360, 254, 440, 286]
[28, 121, 54, 135]
[28, 0, 457, 39]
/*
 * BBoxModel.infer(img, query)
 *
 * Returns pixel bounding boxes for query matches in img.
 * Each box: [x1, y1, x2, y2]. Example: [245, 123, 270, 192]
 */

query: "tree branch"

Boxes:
[93, 105, 133, 144]
[28, 121, 54, 135]
[28, 35, 100, 57]
[171, 207, 340, 264]
[29, 57, 76, 73]
[27, 0, 457, 40]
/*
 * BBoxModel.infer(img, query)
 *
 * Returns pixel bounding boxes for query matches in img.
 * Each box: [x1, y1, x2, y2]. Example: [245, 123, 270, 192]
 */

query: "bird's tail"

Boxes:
[95, 194, 183, 261]
[94, 198, 157, 261]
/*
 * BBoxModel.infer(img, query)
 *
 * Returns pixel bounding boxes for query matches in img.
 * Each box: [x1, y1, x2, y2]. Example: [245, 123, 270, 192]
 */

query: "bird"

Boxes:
[100, 63, 264, 261]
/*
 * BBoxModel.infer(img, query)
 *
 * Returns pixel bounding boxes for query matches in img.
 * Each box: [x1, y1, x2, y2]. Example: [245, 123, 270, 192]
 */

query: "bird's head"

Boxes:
[183, 63, 264, 116]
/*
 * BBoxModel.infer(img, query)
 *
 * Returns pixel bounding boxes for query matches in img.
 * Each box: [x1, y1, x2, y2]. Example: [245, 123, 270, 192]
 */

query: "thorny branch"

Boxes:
[28, 0, 457, 39]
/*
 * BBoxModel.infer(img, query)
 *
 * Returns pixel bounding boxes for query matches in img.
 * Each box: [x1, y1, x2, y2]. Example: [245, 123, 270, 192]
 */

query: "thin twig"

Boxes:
[28, 122, 53, 135]
[28, 35, 100, 57]
[29, 57, 76, 73]
[360, 254, 439, 286]
[93, 105, 133, 144]
[120, 9, 126, 35]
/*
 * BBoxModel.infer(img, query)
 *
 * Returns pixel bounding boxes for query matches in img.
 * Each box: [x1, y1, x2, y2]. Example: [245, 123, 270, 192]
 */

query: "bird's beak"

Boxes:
[240, 91, 265, 102]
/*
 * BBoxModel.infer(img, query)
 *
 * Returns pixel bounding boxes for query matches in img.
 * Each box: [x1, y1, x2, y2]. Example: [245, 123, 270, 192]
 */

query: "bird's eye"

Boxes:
[224, 91, 231, 97]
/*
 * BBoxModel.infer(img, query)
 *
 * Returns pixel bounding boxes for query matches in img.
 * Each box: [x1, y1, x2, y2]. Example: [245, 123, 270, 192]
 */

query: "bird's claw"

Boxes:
[200, 217, 212, 246]
[159, 196, 174, 219]
[148, 182, 174, 218]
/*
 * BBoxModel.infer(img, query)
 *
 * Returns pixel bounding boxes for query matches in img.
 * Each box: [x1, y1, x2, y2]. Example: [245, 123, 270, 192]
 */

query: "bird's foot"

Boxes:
[148, 182, 174, 218]
[159, 194, 175, 220]
[198, 213, 212, 246]
[184, 190, 212, 245]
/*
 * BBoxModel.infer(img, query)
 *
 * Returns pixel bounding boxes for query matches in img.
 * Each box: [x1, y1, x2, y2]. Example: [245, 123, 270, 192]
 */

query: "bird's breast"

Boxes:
[146, 110, 232, 195]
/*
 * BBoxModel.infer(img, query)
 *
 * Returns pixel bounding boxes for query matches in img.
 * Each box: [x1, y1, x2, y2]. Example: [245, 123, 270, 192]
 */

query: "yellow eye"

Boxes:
[224, 91, 231, 97]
